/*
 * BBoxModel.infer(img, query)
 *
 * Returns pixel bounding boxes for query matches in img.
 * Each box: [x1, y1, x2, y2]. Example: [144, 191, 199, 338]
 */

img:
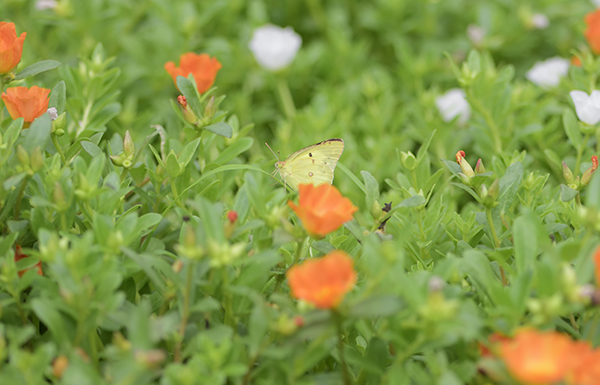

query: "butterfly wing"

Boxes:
[278, 139, 344, 191]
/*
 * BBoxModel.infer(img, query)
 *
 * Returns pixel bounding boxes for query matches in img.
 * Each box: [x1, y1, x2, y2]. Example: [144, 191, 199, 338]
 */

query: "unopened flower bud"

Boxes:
[16, 145, 29, 168]
[562, 161, 575, 184]
[294, 315, 305, 327]
[581, 156, 599, 187]
[172, 260, 183, 273]
[52, 112, 66, 134]
[428, 276, 445, 292]
[400, 151, 417, 170]
[177, 95, 198, 125]
[30, 147, 44, 172]
[52, 355, 69, 379]
[123, 130, 135, 157]
[135, 349, 166, 369]
[488, 179, 499, 200]
[204, 96, 216, 118]
[475, 158, 485, 174]
[110, 154, 125, 167]
[227, 210, 238, 224]
[53, 182, 66, 210]
[456, 150, 475, 178]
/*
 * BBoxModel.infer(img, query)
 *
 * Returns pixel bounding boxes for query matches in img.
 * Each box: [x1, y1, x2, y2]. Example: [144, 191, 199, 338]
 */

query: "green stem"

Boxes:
[293, 237, 308, 265]
[486, 207, 507, 285]
[574, 133, 591, 175]
[14, 175, 31, 220]
[485, 207, 500, 249]
[51, 134, 67, 165]
[222, 267, 234, 327]
[467, 89, 502, 154]
[170, 180, 186, 210]
[174, 260, 194, 363]
[333, 310, 351, 385]
[277, 78, 296, 120]
[410, 169, 418, 190]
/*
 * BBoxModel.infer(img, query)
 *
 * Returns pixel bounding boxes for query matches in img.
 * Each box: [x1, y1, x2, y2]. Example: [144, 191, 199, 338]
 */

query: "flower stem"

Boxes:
[51, 134, 68, 165]
[277, 78, 296, 120]
[174, 260, 194, 363]
[486, 207, 507, 285]
[333, 310, 351, 385]
[485, 207, 500, 249]
[222, 267, 234, 327]
[14, 175, 30, 220]
[574, 132, 591, 175]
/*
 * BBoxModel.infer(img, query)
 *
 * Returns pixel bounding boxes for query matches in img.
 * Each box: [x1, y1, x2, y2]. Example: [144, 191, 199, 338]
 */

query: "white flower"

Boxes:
[36, 0, 57, 10]
[467, 24, 485, 45]
[435, 89, 470, 124]
[592, 0, 600, 8]
[531, 13, 549, 29]
[248, 25, 302, 71]
[570, 90, 600, 125]
[526, 57, 569, 88]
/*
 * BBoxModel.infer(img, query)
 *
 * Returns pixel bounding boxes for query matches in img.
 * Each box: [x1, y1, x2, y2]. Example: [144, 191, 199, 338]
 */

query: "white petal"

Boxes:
[435, 89, 470, 124]
[571, 90, 600, 125]
[526, 57, 569, 88]
[248, 24, 302, 71]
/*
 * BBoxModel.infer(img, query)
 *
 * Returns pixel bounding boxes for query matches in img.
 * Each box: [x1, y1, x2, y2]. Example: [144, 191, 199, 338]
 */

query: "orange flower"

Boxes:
[14, 245, 43, 277]
[585, 10, 600, 54]
[565, 342, 600, 385]
[0, 22, 26, 74]
[288, 184, 358, 239]
[571, 56, 582, 67]
[479, 332, 510, 358]
[1, 86, 50, 124]
[164, 53, 222, 93]
[500, 329, 575, 385]
[286, 251, 356, 309]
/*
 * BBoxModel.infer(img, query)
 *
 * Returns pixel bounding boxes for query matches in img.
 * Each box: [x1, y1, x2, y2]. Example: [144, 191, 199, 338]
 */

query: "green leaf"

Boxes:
[497, 162, 523, 213]
[134, 213, 162, 236]
[349, 295, 404, 318]
[513, 213, 542, 273]
[165, 150, 182, 178]
[395, 195, 426, 208]
[563, 109, 582, 150]
[442, 159, 461, 175]
[178, 137, 202, 167]
[13, 60, 61, 80]
[86, 155, 105, 185]
[560, 184, 579, 202]
[416, 129, 436, 164]
[176, 75, 202, 117]
[30, 299, 70, 346]
[337, 162, 366, 193]
[22, 113, 51, 153]
[213, 137, 254, 165]
[49, 81, 67, 114]
[585, 170, 600, 207]
[361, 170, 380, 210]
[204, 122, 233, 138]
[81, 140, 102, 158]
[4, 118, 24, 148]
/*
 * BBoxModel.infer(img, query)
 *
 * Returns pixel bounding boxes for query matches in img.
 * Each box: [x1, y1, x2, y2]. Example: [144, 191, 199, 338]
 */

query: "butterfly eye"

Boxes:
[274, 162, 278, 168]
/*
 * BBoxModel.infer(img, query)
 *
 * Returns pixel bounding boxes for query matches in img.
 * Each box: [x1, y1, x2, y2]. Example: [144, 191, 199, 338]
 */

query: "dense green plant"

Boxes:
[1, 1, 600, 384]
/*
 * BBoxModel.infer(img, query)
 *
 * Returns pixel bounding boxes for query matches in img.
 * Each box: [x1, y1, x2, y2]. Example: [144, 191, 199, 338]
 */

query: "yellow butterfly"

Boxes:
[266, 139, 344, 191]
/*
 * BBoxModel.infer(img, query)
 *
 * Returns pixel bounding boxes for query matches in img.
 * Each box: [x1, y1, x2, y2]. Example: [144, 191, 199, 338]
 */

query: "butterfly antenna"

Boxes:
[264, 142, 280, 162]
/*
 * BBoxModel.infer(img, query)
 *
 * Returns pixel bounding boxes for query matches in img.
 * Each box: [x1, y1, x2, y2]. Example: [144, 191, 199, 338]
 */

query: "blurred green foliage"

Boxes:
[1, 0, 600, 384]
